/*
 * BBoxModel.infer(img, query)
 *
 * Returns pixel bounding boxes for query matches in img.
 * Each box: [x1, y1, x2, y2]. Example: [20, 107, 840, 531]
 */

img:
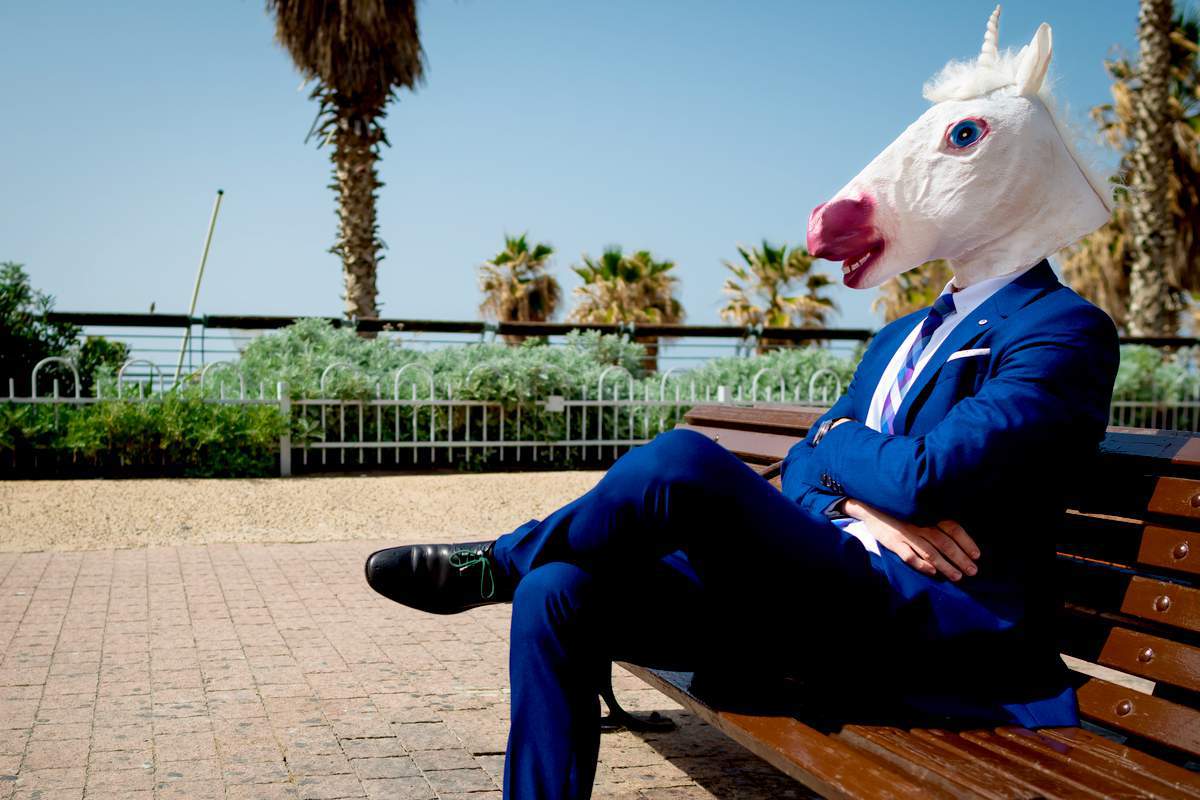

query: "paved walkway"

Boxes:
[0, 542, 809, 799]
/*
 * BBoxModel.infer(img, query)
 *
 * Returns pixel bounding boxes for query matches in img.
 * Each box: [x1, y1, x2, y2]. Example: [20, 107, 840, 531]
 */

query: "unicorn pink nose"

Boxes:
[807, 196, 877, 260]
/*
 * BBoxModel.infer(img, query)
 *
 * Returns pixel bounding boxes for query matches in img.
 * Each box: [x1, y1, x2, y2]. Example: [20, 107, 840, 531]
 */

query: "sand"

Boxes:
[0, 471, 604, 552]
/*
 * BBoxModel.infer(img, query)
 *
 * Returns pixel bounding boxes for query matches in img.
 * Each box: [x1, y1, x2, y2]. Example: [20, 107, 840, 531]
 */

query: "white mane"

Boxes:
[922, 50, 1033, 103]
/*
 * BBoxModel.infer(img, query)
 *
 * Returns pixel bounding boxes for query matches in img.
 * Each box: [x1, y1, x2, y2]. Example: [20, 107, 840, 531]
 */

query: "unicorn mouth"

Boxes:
[840, 244, 884, 287]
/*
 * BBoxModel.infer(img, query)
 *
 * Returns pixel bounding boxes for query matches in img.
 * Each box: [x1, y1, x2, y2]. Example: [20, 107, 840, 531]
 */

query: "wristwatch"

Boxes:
[811, 417, 851, 446]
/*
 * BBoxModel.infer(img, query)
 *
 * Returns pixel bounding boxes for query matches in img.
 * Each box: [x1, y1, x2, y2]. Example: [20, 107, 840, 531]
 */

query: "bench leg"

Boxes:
[599, 664, 676, 733]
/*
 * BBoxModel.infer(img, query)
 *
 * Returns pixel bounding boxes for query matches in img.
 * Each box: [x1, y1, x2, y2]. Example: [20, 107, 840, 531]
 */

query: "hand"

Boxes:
[842, 498, 980, 581]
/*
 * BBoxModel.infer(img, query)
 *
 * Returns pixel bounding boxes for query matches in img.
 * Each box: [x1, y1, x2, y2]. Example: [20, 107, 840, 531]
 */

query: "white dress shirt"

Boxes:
[839, 265, 1033, 555]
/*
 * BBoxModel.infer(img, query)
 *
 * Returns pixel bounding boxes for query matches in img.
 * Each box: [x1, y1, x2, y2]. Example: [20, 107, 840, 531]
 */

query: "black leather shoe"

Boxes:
[364, 541, 510, 615]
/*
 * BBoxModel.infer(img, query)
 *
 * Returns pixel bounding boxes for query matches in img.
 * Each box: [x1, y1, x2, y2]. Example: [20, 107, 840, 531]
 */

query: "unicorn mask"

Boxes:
[807, 6, 1113, 290]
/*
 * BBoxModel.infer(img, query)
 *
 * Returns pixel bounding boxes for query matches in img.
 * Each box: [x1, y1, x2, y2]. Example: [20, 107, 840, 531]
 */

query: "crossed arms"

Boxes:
[780, 303, 1119, 579]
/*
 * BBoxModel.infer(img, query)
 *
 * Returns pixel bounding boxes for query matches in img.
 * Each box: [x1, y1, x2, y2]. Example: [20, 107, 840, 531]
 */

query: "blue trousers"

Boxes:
[490, 429, 894, 799]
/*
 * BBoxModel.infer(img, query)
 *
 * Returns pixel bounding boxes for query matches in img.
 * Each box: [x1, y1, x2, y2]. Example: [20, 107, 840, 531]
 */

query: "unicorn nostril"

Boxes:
[807, 196, 877, 259]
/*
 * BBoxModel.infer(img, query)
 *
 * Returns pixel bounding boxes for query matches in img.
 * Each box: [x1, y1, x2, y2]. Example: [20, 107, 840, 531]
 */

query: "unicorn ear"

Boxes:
[1015, 23, 1052, 96]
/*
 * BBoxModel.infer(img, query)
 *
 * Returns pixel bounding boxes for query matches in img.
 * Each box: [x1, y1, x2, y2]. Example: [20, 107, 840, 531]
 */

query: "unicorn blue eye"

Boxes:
[947, 118, 988, 149]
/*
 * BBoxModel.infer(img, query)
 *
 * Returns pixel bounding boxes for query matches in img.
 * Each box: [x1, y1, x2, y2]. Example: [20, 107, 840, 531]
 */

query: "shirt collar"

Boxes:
[940, 263, 1037, 319]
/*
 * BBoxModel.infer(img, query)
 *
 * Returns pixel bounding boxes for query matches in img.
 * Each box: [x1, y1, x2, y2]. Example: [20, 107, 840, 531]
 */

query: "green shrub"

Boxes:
[228, 320, 648, 401]
[0, 390, 285, 477]
[1114, 345, 1196, 402]
[220, 320, 860, 469]
[682, 346, 859, 404]
[6, 318, 864, 476]
[75, 336, 130, 395]
[15, 316, 1200, 477]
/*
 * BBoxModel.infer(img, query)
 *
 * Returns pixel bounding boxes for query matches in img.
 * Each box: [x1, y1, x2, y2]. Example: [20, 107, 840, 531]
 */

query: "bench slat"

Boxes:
[674, 424, 801, 464]
[1057, 559, 1200, 636]
[679, 406, 1200, 465]
[1150, 477, 1200, 522]
[1140, 526, 1200, 576]
[992, 727, 1200, 800]
[617, 664, 955, 800]
[1076, 678, 1200, 757]
[909, 729, 1116, 799]
[1121, 575, 1200, 634]
[1102, 429, 1200, 470]
[1037, 727, 1200, 797]
[962, 728, 1155, 799]
[839, 725, 1034, 799]
[682, 404, 826, 435]
[1057, 517, 1200, 584]
[1097, 626, 1200, 691]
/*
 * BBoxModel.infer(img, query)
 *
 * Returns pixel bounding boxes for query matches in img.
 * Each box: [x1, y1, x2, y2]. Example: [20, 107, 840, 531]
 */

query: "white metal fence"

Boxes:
[6, 357, 1200, 477]
[1109, 383, 1200, 432]
[288, 363, 845, 474]
[3, 358, 845, 476]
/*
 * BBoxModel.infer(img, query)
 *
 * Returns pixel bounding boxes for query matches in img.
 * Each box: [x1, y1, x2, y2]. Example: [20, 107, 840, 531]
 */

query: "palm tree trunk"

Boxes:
[1127, 0, 1176, 336]
[330, 100, 385, 322]
[636, 337, 659, 373]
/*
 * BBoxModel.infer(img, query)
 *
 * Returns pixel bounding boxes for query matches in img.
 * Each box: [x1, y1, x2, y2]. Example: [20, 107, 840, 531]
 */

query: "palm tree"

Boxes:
[1061, 8, 1199, 333]
[266, 1, 425, 322]
[1127, 0, 1178, 336]
[720, 240, 836, 353]
[568, 247, 684, 372]
[1061, 206, 1134, 330]
[478, 233, 561, 344]
[872, 260, 954, 324]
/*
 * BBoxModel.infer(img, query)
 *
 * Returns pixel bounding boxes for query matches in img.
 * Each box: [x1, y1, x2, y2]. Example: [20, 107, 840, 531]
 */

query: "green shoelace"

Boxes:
[448, 547, 496, 600]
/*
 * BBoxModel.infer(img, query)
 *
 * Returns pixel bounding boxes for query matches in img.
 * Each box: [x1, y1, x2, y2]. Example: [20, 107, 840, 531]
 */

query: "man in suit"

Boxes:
[364, 10, 1122, 795]
[364, 256, 1119, 797]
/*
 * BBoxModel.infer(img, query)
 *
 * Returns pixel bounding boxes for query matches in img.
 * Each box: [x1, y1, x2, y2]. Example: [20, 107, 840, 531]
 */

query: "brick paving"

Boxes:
[0, 543, 810, 799]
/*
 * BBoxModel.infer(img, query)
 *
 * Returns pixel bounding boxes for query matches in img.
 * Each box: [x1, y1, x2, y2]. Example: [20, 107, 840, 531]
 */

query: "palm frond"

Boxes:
[478, 232, 561, 324]
[719, 241, 836, 328]
[568, 246, 684, 325]
[266, 0, 424, 103]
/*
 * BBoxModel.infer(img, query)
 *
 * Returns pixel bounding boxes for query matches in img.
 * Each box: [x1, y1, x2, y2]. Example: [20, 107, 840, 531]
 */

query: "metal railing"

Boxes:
[1109, 382, 1200, 432]
[287, 363, 844, 474]
[45, 311, 873, 384]
[46, 310, 1200, 385]
[7, 353, 1200, 478]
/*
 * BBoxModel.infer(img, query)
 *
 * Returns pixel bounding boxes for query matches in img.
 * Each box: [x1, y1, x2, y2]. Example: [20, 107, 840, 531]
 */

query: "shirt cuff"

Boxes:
[822, 495, 849, 520]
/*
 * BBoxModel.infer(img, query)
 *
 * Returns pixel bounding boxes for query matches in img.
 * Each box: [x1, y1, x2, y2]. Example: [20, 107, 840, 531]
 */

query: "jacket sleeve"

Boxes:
[789, 305, 1118, 523]
[780, 343, 871, 517]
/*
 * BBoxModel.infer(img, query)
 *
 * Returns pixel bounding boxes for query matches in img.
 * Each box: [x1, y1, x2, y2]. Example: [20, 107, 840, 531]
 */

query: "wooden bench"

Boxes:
[607, 403, 1200, 799]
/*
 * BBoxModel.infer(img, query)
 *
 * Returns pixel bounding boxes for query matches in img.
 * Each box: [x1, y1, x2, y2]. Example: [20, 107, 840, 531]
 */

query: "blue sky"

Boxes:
[1, 1, 1146, 329]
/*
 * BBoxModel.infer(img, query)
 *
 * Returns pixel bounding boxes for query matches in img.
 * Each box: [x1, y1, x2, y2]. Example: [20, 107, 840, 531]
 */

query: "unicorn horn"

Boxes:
[980, 5, 1001, 65]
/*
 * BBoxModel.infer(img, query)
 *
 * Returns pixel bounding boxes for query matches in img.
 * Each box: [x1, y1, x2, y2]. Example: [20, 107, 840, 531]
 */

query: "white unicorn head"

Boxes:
[807, 6, 1113, 290]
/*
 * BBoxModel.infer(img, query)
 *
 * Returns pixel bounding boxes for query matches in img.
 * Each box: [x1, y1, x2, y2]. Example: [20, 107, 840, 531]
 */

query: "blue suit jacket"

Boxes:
[780, 261, 1119, 726]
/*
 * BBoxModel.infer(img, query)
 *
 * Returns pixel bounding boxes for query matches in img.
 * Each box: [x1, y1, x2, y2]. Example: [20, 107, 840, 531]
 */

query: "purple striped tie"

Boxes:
[879, 293, 956, 434]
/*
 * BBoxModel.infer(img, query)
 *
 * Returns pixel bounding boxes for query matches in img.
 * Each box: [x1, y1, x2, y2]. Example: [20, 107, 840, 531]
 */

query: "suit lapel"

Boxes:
[892, 260, 1060, 434]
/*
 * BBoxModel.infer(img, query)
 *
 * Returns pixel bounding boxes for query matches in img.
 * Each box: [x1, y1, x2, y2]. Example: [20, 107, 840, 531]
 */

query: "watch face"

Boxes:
[814, 419, 832, 444]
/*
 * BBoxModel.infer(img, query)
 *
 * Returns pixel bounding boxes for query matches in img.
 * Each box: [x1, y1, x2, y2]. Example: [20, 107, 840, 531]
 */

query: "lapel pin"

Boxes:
[978, 319, 988, 325]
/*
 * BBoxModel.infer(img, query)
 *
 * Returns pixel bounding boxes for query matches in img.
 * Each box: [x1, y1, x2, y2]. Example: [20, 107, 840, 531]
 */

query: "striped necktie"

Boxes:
[879, 292, 956, 434]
